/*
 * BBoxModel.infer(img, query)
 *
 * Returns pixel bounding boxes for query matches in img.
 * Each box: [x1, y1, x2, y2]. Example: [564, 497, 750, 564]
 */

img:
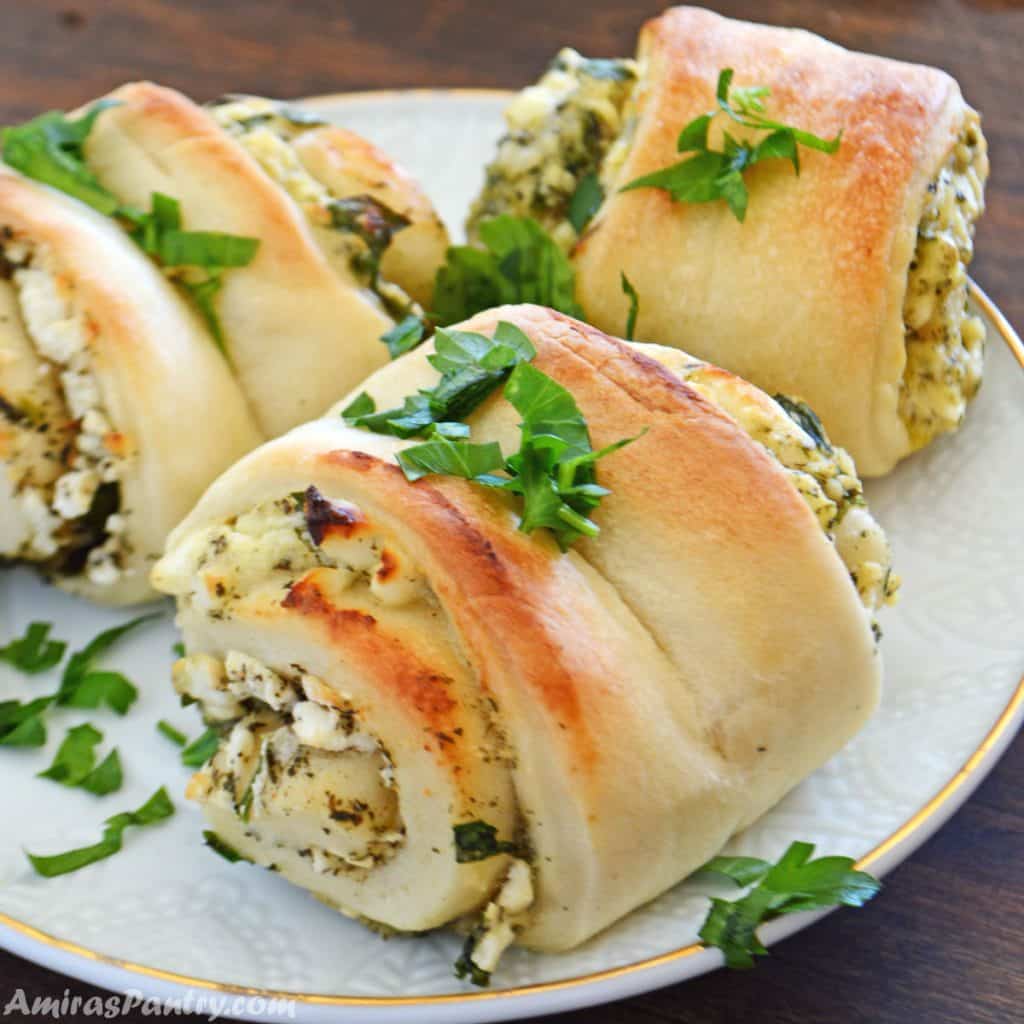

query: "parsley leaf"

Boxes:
[156, 720, 187, 747]
[56, 613, 158, 715]
[122, 192, 258, 357]
[181, 727, 221, 768]
[397, 437, 505, 483]
[344, 321, 536, 439]
[0, 622, 66, 674]
[1, 102, 122, 215]
[567, 171, 604, 234]
[622, 68, 841, 222]
[433, 216, 583, 325]
[620, 272, 639, 341]
[0, 697, 54, 747]
[38, 723, 122, 795]
[2, 102, 259, 357]
[381, 315, 427, 360]
[697, 841, 881, 968]
[26, 786, 174, 878]
[453, 820, 519, 863]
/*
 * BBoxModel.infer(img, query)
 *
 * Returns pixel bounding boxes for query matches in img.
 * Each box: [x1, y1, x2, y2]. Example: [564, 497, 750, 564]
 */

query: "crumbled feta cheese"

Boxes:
[17, 487, 61, 558]
[469, 859, 535, 974]
[225, 650, 300, 711]
[173, 652, 244, 721]
[291, 700, 379, 755]
[52, 467, 100, 519]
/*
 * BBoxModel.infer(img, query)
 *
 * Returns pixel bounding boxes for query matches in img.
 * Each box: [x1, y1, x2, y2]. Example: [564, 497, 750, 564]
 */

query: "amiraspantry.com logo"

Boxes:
[2, 988, 297, 1020]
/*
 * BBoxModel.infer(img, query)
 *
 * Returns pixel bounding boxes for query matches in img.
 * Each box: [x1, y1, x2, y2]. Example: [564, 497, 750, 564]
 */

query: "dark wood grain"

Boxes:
[0, 2, 1021, 1021]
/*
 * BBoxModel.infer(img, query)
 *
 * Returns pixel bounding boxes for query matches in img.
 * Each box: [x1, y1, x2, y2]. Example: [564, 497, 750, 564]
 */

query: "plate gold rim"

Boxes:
[0, 76, 1020, 1000]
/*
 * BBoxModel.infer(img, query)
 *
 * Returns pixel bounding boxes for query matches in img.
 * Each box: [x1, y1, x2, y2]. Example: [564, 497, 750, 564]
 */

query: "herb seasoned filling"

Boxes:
[157, 490, 429, 872]
[900, 113, 988, 449]
[0, 237, 130, 586]
[467, 49, 638, 249]
[645, 351, 899, 618]
[178, 650, 405, 877]
[208, 97, 418, 320]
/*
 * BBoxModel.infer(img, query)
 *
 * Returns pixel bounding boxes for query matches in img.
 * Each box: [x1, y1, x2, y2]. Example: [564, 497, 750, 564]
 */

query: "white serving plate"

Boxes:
[0, 90, 1022, 1024]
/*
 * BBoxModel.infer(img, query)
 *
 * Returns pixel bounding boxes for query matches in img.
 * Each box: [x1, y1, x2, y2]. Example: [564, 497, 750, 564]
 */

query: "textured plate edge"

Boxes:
[0, 81, 1018, 1014]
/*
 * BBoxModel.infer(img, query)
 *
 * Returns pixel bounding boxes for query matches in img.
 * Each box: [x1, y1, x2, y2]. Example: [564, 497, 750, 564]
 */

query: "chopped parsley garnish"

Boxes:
[567, 171, 604, 235]
[0, 615, 153, 746]
[56, 613, 158, 715]
[621, 68, 841, 222]
[26, 786, 174, 878]
[433, 215, 583, 325]
[773, 394, 833, 452]
[0, 697, 54, 747]
[1, 102, 121, 215]
[1, 106, 259, 355]
[171, 642, 186, 658]
[156, 720, 187, 748]
[620, 271, 639, 341]
[120, 192, 259, 358]
[453, 820, 519, 863]
[381, 314, 427, 360]
[343, 320, 536, 438]
[181, 727, 221, 768]
[38, 723, 122, 795]
[0, 622, 66, 674]
[453, 932, 491, 987]
[347, 321, 640, 550]
[696, 841, 881, 968]
[203, 830, 249, 864]
[400, 362, 641, 549]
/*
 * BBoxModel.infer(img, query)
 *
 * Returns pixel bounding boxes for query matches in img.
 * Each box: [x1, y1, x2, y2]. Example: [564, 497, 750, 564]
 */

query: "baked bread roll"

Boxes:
[153, 304, 891, 974]
[0, 168, 261, 604]
[469, 7, 989, 476]
[82, 84, 448, 436]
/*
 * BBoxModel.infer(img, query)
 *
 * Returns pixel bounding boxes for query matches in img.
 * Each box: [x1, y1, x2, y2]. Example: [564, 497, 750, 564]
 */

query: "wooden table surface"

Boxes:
[0, 1, 1021, 1021]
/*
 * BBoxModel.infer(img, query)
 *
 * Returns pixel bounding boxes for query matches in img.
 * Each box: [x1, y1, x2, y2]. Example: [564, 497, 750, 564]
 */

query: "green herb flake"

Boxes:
[453, 820, 519, 863]
[433, 215, 583, 325]
[0, 622, 66, 675]
[567, 171, 604, 234]
[181, 727, 221, 768]
[622, 68, 841, 222]
[696, 841, 881, 969]
[26, 786, 174, 878]
[156, 720, 187, 748]
[381, 315, 427, 360]
[56, 613, 158, 715]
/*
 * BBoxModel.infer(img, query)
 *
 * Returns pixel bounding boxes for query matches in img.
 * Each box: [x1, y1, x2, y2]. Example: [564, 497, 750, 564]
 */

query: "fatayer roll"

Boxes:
[469, 7, 989, 475]
[153, 304, 894, 976]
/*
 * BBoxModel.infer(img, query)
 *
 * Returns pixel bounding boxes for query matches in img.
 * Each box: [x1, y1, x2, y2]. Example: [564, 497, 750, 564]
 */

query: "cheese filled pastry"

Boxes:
[153, 304, 893, 977]
[468, 7, 989, 475]
[0, 169, 261, 604]
[79, 84, 448, 436]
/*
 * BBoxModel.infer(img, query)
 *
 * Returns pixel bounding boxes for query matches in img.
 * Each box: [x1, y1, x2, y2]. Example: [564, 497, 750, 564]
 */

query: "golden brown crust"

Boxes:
[573, 6, 970, 475]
